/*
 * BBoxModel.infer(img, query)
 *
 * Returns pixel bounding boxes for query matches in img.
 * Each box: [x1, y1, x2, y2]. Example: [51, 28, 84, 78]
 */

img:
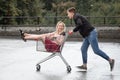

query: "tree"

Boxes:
[0, 0, 18, 25]
[52, 1, 76, 24]
[16, 0, 44, 24]
[0, 0, 120, 25]
[76, 0, 95, 16]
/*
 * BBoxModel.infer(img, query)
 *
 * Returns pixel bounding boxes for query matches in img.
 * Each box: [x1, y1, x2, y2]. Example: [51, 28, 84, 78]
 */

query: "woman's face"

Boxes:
[67, 11, 74, 19]
[57, 23, 64, 31]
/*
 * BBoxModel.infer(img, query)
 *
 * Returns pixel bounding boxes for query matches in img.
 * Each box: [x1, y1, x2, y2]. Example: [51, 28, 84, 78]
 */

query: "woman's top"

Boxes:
[44, 32, 65, 52]
[46, 32, 65, 45]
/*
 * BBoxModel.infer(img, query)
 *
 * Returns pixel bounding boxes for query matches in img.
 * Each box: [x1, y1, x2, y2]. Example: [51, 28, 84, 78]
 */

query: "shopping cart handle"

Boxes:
[68, 31, 73, 35]
[34, 39, 39, 41]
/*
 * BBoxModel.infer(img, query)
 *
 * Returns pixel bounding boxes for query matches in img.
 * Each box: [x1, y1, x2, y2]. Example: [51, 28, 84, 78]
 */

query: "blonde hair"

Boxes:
[56, 21, 66, 34]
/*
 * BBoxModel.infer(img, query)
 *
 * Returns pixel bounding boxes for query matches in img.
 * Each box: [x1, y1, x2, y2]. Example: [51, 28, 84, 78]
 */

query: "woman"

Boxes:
[19, 21, 66, 52]
[67, 7, 115, 71]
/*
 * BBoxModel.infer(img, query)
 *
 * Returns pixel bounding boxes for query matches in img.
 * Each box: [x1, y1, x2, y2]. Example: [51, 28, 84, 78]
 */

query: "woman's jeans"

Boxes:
[81, 29, 110, 64]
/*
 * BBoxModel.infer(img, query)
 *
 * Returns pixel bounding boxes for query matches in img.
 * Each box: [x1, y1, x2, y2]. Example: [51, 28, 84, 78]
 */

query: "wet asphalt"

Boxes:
[0, 39, 120, 80]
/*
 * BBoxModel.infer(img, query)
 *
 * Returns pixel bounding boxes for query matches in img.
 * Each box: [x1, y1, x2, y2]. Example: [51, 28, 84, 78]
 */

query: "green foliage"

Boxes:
[0, 0, 119, 25]
[0, 0, 44, 25]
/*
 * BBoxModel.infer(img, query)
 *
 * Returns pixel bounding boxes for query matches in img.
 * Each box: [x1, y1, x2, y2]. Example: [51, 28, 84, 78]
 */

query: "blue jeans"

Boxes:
[81, 29, 110, 64]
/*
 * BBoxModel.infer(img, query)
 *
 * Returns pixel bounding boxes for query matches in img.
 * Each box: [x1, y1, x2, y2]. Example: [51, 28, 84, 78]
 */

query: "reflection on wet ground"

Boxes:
[0, 39, 120, 80]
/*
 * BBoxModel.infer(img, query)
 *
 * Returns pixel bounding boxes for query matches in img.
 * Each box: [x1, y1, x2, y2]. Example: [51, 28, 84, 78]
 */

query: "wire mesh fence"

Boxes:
[0, 16, 120, 27]
[0, 16, 120, 42]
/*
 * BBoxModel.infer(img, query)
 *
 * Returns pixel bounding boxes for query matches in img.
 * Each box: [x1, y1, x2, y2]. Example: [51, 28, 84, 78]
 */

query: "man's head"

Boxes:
[67, 7, 76, 19]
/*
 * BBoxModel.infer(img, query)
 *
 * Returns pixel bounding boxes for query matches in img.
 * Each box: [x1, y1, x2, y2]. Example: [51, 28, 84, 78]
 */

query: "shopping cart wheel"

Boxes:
[67, 66, 71, 73]
[36, 64, 41, 71]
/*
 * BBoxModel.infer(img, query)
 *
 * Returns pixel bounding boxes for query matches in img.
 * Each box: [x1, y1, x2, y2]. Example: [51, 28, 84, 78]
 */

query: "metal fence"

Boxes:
[0, 16, 120, 27]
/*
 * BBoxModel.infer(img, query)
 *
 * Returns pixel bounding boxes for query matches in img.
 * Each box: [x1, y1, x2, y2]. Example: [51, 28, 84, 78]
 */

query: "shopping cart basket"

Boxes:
[36, 32, 71, 72]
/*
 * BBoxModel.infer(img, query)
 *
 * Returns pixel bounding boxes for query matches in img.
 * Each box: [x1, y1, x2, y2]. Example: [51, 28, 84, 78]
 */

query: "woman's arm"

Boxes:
[53, 35, 64, 45]
[44, 32, 55, 39]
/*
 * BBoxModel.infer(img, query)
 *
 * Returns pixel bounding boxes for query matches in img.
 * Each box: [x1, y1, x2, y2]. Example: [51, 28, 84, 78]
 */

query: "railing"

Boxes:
[0, 16, 120, 27]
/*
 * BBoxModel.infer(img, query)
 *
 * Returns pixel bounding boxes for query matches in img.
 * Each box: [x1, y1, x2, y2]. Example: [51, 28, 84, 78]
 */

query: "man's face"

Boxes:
[67, 11, 74, 19]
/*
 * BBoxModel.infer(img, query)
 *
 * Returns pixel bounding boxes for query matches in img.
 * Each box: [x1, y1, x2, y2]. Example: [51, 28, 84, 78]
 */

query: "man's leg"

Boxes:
[88, 29, 110, 61]
[77, 38, 90, 70]
[81, 38, 90, 64]
[88, 29, 115, 71]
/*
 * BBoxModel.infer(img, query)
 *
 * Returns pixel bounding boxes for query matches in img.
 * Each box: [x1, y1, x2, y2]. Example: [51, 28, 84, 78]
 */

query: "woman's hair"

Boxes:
[56, 21, 66, 34]
[67, 7, 76, 13]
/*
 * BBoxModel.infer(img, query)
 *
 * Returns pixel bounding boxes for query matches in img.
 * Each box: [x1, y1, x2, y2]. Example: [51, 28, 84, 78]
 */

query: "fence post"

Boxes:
[37, 17, 40, 25]
[104, 17, 106, 25]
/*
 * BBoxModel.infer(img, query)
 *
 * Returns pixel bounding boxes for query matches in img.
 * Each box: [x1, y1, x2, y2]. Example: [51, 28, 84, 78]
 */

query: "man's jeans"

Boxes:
[81, 29, 110, 64]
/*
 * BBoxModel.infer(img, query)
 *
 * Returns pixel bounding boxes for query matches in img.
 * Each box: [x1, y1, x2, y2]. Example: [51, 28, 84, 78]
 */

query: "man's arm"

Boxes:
[73, 17, 83, 32]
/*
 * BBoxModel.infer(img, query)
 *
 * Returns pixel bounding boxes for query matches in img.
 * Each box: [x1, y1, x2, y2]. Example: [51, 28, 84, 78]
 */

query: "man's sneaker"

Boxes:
[76, 65, 87, 70]
[109, 59, 115, 71]
[19, 29, 26, 42]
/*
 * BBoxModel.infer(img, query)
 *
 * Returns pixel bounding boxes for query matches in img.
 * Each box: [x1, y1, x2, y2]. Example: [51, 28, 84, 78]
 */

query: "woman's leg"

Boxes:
[24, 33, 48, 41]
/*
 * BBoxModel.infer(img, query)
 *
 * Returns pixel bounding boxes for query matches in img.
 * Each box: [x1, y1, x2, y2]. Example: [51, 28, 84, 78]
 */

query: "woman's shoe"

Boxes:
[19, 29, 26, 42]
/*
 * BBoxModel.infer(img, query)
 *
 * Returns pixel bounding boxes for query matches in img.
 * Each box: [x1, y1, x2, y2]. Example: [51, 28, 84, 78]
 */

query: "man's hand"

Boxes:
[68, 30, 73, 35]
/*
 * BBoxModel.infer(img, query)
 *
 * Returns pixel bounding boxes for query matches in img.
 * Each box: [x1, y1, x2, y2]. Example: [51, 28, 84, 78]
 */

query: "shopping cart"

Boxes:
[36, 32, 71, 72]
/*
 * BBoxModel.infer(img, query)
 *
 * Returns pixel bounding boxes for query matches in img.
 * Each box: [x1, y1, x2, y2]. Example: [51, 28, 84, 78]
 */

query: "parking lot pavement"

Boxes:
[0, 39, 120, 80]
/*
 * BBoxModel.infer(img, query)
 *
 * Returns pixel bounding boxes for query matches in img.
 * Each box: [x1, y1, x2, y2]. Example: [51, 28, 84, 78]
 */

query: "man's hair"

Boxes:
[67, 7, 76, 13]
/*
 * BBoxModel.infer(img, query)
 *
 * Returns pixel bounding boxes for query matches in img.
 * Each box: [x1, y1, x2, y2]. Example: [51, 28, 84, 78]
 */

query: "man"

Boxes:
[67, 7, 115, 71]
